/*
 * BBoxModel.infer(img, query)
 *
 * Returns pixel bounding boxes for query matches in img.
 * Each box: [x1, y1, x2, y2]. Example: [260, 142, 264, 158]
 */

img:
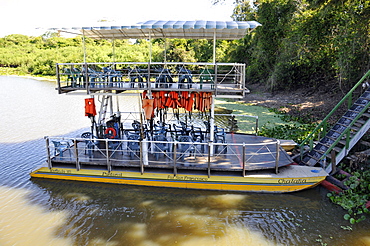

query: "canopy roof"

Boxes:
[59, 20, 261, 40]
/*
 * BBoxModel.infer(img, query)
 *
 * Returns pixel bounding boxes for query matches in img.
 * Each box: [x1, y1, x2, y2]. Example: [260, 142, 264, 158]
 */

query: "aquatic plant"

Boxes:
[258, 122, 317, 143]
[327, 169, 370, 224]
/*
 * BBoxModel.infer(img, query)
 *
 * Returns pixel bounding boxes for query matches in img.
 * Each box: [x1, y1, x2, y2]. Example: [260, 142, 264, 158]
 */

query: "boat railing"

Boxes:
[45, 135, 281, 176]
[56, 62, 246, 98]
[102, 112, 258, 136]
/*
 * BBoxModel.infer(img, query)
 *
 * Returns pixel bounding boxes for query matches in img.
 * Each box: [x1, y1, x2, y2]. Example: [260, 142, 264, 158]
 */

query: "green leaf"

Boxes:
[344, 214, 350, 220]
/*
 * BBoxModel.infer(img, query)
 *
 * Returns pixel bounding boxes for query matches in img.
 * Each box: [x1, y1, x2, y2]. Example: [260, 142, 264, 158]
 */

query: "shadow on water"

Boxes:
[0, 128, 89, 189]
[26, 177, 370, 246]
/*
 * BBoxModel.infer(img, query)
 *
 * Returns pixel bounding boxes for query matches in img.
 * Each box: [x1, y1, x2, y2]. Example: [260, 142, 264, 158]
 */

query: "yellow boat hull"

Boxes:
[30, 165, 327, 193]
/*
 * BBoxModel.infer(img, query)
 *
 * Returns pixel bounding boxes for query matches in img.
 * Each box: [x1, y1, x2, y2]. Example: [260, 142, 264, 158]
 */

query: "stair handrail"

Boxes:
[317, 102, 370, 170]
[299, 69, 370, 156]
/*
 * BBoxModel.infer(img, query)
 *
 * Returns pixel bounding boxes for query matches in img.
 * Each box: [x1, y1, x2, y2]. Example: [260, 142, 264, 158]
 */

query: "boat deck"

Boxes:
[49, 133, 294, 174]
[56, 62, 247, 98]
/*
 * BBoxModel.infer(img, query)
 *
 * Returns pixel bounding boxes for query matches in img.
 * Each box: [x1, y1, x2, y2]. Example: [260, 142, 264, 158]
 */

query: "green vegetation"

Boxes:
[0, 33, 228, 77]
[327, 168, 370, 224]
[254, 106, 318, 143]
[1, 0, 369, 93]
[227, 0, 370, 92]
[258, 122, 318, 143]
[215, 99, 292, 134]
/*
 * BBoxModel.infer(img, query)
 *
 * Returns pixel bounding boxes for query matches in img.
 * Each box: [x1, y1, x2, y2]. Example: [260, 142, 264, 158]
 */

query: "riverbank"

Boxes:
[242, 82, 346, 123]
[0, 68, 55, 82]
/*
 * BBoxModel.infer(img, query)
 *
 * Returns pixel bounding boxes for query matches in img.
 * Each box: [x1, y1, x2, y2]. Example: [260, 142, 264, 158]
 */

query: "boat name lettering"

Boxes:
[167, 175, 208, 181]
[51, 168, 72, 174]
[102, 172, 123, 177]
[278, 179, 307, 184]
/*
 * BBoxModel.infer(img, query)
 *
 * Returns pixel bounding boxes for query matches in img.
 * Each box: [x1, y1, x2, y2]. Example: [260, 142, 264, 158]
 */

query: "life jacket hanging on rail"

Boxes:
[85, 98, 97, 117]
[142, 99, 154, 120]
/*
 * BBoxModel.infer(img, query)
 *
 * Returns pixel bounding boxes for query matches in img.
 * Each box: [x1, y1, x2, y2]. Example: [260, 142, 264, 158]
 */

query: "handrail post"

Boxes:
[74, 138, 80, 171]
[322, 123, 327, 139]
[56, 64, 61, 94]
[173, 143, 177, 176]
[84, 63, 90, 93]
[214, 63, 218, 95]
[348, 92, 352, 109]
[207, 142, 211, 178]
[255, 117, 258, 135]
[275, 141, 280, 174]
[45, 136, 52, 169]
[300, 144, 304, 161]
[330, 150, 337, 175]
[345, 130, 350, 155]
[105, 139, 111, 172]
[140, 140, 144, 175]
[242, 143, 246, 177]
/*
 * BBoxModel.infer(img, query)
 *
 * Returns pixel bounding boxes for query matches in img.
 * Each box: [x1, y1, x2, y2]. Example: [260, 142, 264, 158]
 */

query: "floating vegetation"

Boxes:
[327, 169, 370, 224]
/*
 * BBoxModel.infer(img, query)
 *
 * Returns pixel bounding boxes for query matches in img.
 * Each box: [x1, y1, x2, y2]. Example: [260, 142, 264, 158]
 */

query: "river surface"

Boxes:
[0, 76, 369, 246]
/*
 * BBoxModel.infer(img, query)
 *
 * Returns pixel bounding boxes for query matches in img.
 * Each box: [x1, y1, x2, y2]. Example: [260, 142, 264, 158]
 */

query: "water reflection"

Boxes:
[30, 179, 283, 246]
[31, 178, 370, 246]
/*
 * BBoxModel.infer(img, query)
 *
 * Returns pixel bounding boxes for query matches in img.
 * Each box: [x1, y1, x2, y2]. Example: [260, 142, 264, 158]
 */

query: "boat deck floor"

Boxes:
[51, 133, 294, 172]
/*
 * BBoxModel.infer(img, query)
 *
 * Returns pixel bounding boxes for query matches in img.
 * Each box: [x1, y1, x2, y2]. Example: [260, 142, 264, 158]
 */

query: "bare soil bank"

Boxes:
[242, 83, 349, 123]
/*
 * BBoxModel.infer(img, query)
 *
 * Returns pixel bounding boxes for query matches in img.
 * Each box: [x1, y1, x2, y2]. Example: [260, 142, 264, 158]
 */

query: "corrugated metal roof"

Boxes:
[56, 20, 261, 40]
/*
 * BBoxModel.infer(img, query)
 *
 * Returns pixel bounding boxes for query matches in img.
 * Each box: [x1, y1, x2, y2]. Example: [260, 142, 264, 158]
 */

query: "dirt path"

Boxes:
[242, 83, 346, 123]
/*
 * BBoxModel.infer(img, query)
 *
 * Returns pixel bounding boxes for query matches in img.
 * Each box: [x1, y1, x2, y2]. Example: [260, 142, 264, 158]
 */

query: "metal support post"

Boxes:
[105, 140, 111, 172]
[275, 141, 280, 174]
[74, 138, 80, 171]
[173, 143, 177, 176]
[207, 142, 211, 178]
[242, 143, 246, 177]
[45, 137, 52, 169]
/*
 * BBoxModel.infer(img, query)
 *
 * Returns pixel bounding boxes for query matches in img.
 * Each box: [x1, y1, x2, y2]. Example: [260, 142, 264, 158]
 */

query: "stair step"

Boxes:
[353, 122, 364, 128]
[319, 142, 332, 148]
[339, 140, 347, 145]
[361, 92, 370, 99]
[354, 100, 369, 106]
[325, 136, 338, 142]
[350, 125, 360, 131]
[363, 112, 370, 118]
[345, 111, 360, 117]
[336, 122, 350, 128]
[355, 97, 369, 103]
[305, 157, 320, 166]
[315, 149, 327, 155]
[331, 129, 343, 134]
[314, 143, 329, 151]
[308, 150, 324, 160]
[348, 108, 364, 113]
[356, 119, 366, 124]
[341, 133, 355, 140]
[342, 116, 356, 121]
[333, 147, 343, 152]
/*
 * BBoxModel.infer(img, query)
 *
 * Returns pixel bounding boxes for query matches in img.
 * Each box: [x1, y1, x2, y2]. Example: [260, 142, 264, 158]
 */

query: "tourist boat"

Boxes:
[30, 20, 327, 193]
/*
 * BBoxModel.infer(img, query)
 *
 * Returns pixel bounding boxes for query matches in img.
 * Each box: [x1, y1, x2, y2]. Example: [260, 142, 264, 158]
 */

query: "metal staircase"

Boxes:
[299, 70, 370, 173]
